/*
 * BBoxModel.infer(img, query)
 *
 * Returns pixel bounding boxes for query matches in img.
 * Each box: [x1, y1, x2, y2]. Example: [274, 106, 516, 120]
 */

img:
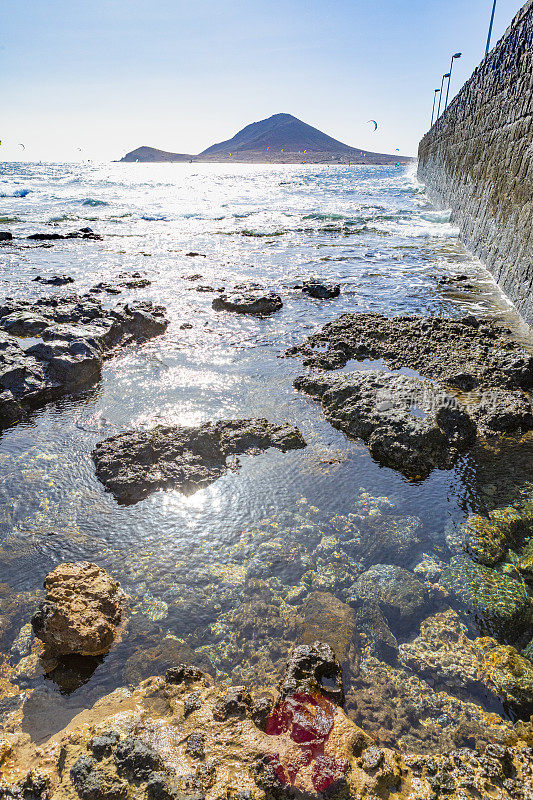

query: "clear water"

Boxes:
[1, 161, 532, 747]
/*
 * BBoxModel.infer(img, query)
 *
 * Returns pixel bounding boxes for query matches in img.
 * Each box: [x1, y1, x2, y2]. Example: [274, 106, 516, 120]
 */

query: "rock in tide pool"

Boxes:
[212, 291, 283, 316]
[399, 609, 533, 711]
[294, 371, 476, 478]
[447, 506, 528, 566]
[31, 562, 127, 656]
[92, 419, 306, 504]
[0, 294, 169, 429]
[442, 554, 530, 635]
[280, 641, 344, 705]
[288, 312, 533, 391]
[346, 564, 432, 635]
[3, 641, 533, 800]
[33, 274, 75, 286]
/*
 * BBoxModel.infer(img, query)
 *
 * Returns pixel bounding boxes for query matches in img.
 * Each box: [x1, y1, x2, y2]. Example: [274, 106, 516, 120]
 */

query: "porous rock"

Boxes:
[280, 641, 344, 705]
[301, 281, 340, 299]
[31, 562, 126, 656]
[92, 418, 306, 504]
[212, 291, 283, 316]
[294, 370, 476, 478]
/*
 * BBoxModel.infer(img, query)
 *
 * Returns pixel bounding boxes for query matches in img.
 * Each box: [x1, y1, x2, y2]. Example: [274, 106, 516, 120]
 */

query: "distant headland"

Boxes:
[120, 113, 411, 165]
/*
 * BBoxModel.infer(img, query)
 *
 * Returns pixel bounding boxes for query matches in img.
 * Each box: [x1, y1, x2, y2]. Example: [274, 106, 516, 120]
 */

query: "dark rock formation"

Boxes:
[31, 562, 127, 656]
[33, 275, 75, 286]
[212, 291, 283, 316]
[418, 1, 533, 325]
[0, 232, 13, 242]
[300, 281, 340, 299]
[280, 641, 344, 705]
[294, 370, 476, 478]
[27, 228, 102, 241]
[288, 312, 533, 391]
[0, 294, 168, 429]
[92, 419, 306, 504]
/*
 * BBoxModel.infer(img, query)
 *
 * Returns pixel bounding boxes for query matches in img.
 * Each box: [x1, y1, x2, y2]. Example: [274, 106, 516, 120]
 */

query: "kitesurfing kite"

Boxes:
[366, 120, 378, 132]
[18, 143, 25, 150]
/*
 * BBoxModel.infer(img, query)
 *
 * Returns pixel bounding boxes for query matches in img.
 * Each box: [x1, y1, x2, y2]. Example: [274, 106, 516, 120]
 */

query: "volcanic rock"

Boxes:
[31, 562, 127, 656]
[33, 275, 75, 286]
[301, 281, 341, 300]
[280, 641, 344, 705]
[92, 418, 306, 504]
[212, 291, 283, 316]
[346, 564, 432, 634]
[399, 610, 533, 711]
[0, 295, 168, 429]
[0, 232, 12, 241]
[294, 370, 476, 478]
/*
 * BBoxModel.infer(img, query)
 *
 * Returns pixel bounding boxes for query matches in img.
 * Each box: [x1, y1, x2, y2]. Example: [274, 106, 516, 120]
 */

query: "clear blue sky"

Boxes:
[0, 0, 524, 161]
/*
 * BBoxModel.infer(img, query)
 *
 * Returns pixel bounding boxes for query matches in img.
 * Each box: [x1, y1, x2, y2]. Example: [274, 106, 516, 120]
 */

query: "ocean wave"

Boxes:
[0, 189, 31, 198]
[81, 198, 108, 206]
[141, 214, 167, 221]
[303, 212, 347, 221]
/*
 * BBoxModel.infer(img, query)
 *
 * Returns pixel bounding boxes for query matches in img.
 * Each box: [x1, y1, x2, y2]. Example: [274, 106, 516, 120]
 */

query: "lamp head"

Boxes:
[453, 52, 462, 59]
[435, 88, 441, 93]
[444, 73, 451, 78]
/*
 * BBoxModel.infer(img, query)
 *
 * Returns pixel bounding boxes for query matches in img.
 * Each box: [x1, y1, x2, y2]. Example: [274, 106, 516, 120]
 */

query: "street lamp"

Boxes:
[444, 52, 462, 112]
[430, 89, 441, 128]
[486, 0, 498, 56]
[436, 73, 450, 121]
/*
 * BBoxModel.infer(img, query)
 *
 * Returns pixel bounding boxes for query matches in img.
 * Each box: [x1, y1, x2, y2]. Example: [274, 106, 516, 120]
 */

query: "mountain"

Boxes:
[120, 114, 411, 164]
[120, 146, 193, 163]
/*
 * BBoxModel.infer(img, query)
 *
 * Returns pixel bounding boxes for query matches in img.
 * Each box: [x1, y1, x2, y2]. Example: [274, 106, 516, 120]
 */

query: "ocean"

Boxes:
[1, 161, 532, 748]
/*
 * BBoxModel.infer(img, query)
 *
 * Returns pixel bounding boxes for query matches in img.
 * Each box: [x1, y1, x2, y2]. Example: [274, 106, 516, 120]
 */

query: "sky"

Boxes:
[0, 0, 524, 162]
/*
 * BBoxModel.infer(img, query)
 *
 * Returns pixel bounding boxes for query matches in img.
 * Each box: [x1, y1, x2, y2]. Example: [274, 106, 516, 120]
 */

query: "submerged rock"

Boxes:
[399, 610, 533, 711]
[212, 291, 283, 316]
[294, 371, 476, 478]
[27, 227, 102, 241]
[447, 506, 529, 566]
[92, 418, 306, 504]
[346, 564, 432, 634]
[31, 562, 127, 656]
[442, 554, 530, 635]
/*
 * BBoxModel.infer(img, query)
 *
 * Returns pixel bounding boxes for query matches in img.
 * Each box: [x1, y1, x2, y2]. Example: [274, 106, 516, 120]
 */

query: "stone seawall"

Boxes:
[418, 1, 533, 325]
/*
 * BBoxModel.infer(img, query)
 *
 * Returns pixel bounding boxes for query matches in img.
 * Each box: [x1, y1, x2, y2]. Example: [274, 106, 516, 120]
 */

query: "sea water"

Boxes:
[1, 161, 532, 747]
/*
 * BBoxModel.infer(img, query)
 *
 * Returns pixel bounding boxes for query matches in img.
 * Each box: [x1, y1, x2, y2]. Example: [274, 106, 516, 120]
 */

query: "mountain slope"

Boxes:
[121, 146, 193, 163]
[200, 113, 356, 156]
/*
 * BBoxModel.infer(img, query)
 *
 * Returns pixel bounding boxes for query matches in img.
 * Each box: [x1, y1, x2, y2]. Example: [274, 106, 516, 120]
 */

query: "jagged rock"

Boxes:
[442, 554, 530, 635]
[0, 232, 12, 241]
[280, 641, 344, 705]
[27, 228, 102, 241]
[294, 371, 476, 478]
[472, 388, 533, 434]
[70, 754, 128, 800]
[212, 687, 252, 721]
[185, 732, 205, 760]
[33, 274, 75, 286]
[0, 295, 168, 429]
[287, 312, 533, 391]
[212, 291, 283, 316]
[399, 610, 533, 711]
[114, 737, 164, 780]
[301, 281, 340, 299]
[31, 562, 127, 656]
[92, 418, 306, 504]
[346, 564, 432, 634]
[165, 663, 206, 685]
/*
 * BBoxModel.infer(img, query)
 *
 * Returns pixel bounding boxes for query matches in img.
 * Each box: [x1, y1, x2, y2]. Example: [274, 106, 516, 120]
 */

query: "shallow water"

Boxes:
[1, 161, 532, 747]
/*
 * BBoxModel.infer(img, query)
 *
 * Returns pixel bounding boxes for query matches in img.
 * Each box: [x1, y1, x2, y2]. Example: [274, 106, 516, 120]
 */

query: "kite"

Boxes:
[366, 120, 378, 131]
[395, 148, 400, 152]
[267, 146, 270, 151]
[281, 149, 284, 153]
[304, 150, 307, 153]
[18, 143, 25, 150]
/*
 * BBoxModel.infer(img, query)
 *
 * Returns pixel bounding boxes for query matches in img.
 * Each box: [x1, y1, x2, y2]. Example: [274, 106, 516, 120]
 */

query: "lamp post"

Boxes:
[444, 52, 462, 112]
[436, 73, 450, 121]
[486, 0, 497, 56]
[430, 89, 441, 128]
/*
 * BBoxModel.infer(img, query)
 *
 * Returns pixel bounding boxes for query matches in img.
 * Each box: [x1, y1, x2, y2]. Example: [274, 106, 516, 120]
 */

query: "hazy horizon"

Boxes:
[1, 0, 524, 163]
